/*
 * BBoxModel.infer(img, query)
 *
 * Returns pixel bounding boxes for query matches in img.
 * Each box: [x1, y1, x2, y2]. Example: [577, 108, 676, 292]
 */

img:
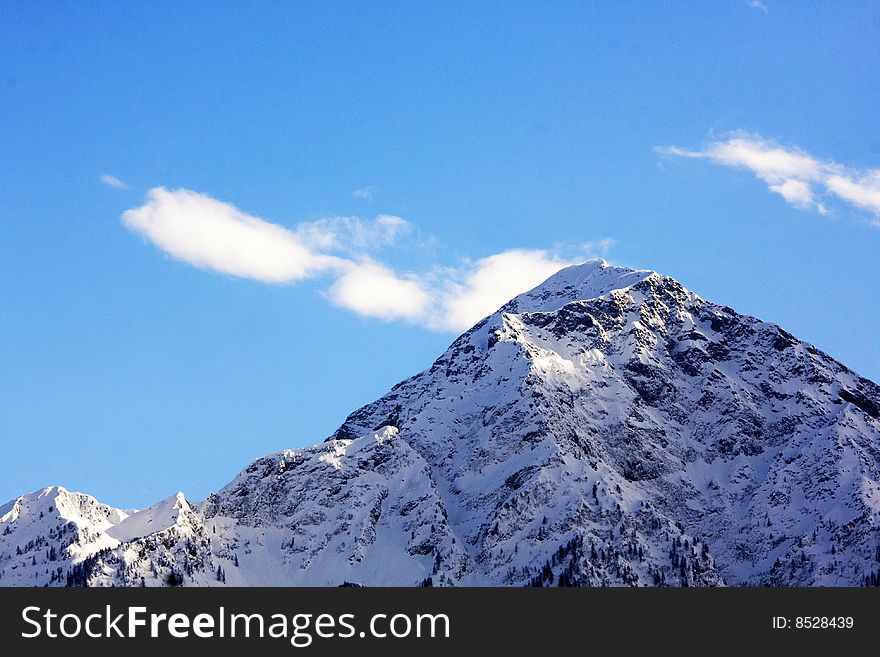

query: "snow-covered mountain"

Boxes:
[0, 486, 129, 586]
[3, 260, 879, 587]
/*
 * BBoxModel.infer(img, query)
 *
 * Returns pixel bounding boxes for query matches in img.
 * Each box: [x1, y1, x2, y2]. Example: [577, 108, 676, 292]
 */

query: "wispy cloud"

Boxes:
[352, 186, 375, 200]
[122, 187, 611, 331]
[296, 214, 410, 255]
[100, 174, 129, 189]
[658, 132, 880, 224]
[583, 237, 615, 256]
[746, 0, 768, 12]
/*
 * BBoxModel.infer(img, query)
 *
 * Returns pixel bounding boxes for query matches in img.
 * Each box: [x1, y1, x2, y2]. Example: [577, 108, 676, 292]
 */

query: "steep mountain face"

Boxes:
[2, 260, 879, 586]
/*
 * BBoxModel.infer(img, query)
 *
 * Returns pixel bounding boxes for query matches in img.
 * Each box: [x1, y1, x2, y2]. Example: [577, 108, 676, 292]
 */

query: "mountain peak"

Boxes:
[106, 491, 193, 542]
[501, 259, 657, 317]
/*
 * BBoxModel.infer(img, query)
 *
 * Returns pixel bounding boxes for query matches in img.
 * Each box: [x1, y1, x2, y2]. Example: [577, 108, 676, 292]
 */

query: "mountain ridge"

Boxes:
[3, 260, 879, 587]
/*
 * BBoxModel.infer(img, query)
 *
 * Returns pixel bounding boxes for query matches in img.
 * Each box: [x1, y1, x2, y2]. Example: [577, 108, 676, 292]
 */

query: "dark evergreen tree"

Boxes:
[165, 570, 183, 586]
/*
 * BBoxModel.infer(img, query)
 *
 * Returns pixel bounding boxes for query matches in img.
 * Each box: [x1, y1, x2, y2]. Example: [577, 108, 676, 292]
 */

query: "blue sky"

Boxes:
[1, 1, 878, 509]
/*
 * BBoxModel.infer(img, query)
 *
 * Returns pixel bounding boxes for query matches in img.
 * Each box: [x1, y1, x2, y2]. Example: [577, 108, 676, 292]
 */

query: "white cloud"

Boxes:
[123, 187, 614, 331]
[352, 186, 375, 200]
[825, 172, 880, 218]
[768, 179, 814, 208]
[746, 0, 767, 12]
[296, 214, 410, 254]
[659, 132, 880, 224]
[428, 250, 580, 332]
[329, 248, 585, 331]
[328, 261, 430, 322]
[122, 187, 345, 283]
[100, 174, 128, 189]
[325, 249, 584, 329]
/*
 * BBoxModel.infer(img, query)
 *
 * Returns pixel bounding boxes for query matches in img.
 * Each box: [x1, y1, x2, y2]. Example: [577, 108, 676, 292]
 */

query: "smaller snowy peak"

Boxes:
[0, 486, 72, 523]
[54, 487, 130, 527]
[0, 486, 133, 585]
[0, 486, 128, 528]
[107, 492, 193, 542]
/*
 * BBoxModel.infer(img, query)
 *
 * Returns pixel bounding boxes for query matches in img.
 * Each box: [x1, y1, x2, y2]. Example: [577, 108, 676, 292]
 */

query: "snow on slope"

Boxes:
[107, 492, 193, 542]
[3, 259, 879, 587]
[0, 486, 129, 585]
